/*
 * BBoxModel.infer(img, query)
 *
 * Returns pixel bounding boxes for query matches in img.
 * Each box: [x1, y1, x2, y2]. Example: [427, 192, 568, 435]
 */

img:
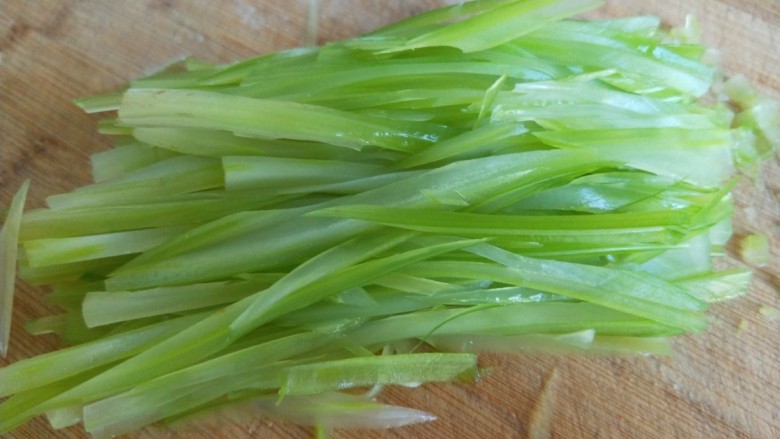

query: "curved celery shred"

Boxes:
[0, 180, 30, 356]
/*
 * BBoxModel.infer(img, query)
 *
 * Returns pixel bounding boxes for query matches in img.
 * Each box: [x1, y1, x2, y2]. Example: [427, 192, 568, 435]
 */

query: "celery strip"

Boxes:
[400, 121, 527, 168]
[0, 180, 30, 356]
[431, 331, 672, 356]
[386, 0, 603, 53]
[200, 392, 436, 429]
[46, 155, 224, 209]
[222, 156, 385, 191]
[348, 302, 679, 350]
[74, 93, 123, 113]
[118, 89, 445, 152]
[90, 142, 178, 183]
[131, 126, 394, 162]
[18, 254, 133, 286]
[24, 226, 185, 268]
[280, 353, 478, 396]
[312, 204, 694, 235]
[21, 192, 288, 240]
[82, 279, 271, 327]
[239, 60, 552, 99]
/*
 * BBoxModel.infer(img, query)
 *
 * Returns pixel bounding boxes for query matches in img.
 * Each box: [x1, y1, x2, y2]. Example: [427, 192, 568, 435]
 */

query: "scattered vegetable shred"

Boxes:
[1, 0, 778, 437]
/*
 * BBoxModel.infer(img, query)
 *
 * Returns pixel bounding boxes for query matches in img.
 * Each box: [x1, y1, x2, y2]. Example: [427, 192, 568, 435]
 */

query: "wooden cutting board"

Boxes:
[1, 1, 778, 438]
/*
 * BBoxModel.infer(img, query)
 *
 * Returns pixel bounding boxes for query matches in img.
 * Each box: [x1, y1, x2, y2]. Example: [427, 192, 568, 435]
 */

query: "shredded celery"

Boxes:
[1, 0, 777, 437]
[0, 180, 29, 356]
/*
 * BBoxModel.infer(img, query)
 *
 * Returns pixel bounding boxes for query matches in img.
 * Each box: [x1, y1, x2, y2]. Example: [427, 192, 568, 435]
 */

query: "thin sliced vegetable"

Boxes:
[0, 180, 30, 356]
[1, 1, 777, 437]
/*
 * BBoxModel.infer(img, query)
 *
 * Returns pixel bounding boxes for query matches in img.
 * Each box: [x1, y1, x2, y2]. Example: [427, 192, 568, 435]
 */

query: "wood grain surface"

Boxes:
[1, 1, 778, 438]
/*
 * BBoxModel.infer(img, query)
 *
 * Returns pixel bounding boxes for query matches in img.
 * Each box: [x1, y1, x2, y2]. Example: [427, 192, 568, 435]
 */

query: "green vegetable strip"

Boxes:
[295, 87, 488, 112]
[46, 155, 225, 209]
[0, 180, 30, 356]
[239, 61, 554, 99]
[348, 302, 680, 349]
[212, 392, 436, 429]
[96, 118, 133, 136]
[280, 353, 478, 396]
[370, 273, 453, 295]
[386, 0, 604, 53]
[74, 93, 124, 113]
[399, 121, 527, 168]
[222, 156, 385, 191]
[311, 204, 695, 235]
[18, 254, 134, 286]
[431, 332, 672, 356]
[117, 89, 445, 152]
[81, 279, 272, 328]
[20, 193, 290, 240]
[23, 226, 185, 268]
[131, 127, 385, 161]
[90, 142, 178, 183]
[277, 285, 566, 328]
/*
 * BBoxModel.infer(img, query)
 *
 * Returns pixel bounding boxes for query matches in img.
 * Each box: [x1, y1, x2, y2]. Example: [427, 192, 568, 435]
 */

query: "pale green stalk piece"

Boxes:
[431, 330, 672, 356]
[118, 89, 444, 152]
[90, 142, 178, 183]
[279, 353, 478, 396]
[384, 0, 604, 53]
[21, 192, 289, 240]
[46, 155, 224, 209]
[348, 302, 680, 350]
[222, 156, 385, 191]
[23, 226, 186, 268]
[81, 279, 272, 327]
[169, 391, 435, 435]
[0, 180, 30, 356]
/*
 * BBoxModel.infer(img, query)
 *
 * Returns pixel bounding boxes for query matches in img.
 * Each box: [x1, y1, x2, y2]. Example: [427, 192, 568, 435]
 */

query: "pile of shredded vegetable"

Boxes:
[1, 0, 778, 437]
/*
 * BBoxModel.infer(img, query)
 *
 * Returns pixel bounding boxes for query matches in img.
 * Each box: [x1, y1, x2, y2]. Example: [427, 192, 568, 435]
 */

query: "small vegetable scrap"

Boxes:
[1, 0, 778, 437]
